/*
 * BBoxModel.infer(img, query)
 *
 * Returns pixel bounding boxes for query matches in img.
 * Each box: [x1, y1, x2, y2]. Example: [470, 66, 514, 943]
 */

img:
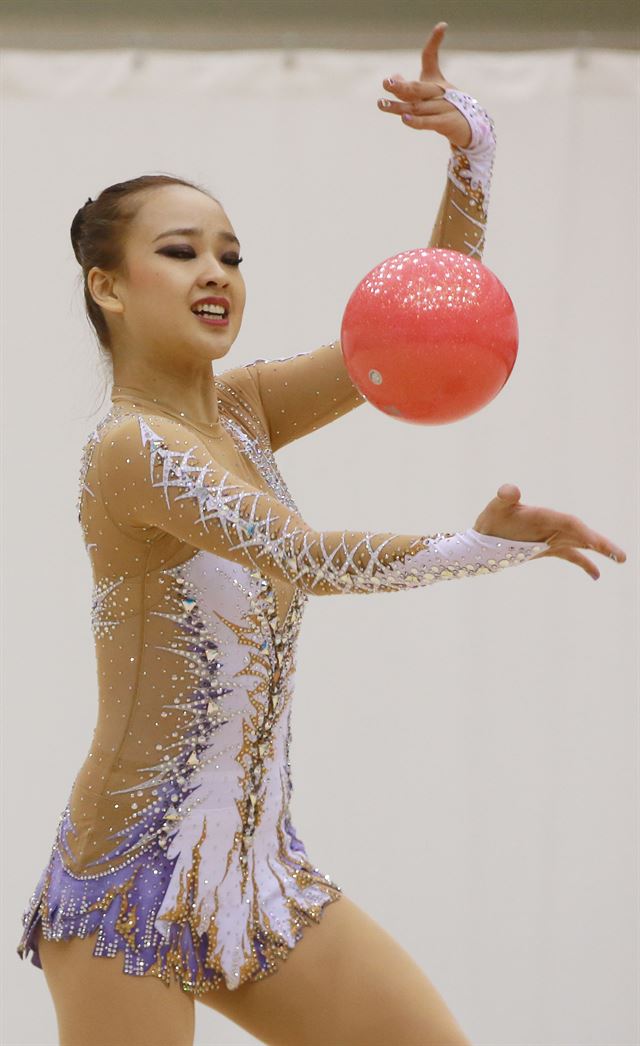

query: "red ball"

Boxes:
[340, 247, 519, 425]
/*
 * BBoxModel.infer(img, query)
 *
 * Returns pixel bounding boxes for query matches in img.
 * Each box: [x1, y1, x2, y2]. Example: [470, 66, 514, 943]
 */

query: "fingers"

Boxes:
[381, 21, 452, 120]
[581, 528, 627, 563]
[496, 483, 521, 505]
[377, 96, 450, 118]
[423, 20, 448, 48]
[397, 113, 455, 132]
[376, 87, 455, 133]
[535, 509, 626, 564]
[421, 22, 448, 77]
[546, 546, 601, 580]
[381, 76, 446, 102]
[548, 509, 625, 563]
[377, 76, 452, 130]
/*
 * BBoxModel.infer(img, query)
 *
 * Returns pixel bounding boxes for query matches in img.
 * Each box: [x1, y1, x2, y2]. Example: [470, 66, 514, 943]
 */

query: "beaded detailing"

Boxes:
[443, 89, 497, 203]
[16, 543, 341, 994]
[215, 373, 305, 508]
[91, 575, 125, 638]
[77, 424, 100, 529]
[144, 549, 339, 991]
[77, 408, 129, 536]
[221, 412, 300, 510]
[138, 415, 547, 594]
[440, 88, 497, 258]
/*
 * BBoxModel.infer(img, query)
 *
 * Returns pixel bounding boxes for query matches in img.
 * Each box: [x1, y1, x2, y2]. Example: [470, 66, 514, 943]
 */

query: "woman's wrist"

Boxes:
[466, 527, 549, 553]
[442, 89, 497, 210]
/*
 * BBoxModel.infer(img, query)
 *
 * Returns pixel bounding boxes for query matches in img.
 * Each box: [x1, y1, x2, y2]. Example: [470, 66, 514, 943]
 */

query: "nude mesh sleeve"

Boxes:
[246, 342, 366, 452]
[96, 413, 549, 597]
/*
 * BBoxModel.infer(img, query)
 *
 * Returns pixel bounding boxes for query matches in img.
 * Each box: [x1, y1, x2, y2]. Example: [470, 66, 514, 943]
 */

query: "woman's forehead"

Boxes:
[135, 187, 231, 237]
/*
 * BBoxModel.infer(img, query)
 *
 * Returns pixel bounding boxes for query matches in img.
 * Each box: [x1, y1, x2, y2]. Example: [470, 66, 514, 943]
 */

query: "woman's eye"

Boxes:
[158, 247, 195, 259]
[158, 247, 242, 265]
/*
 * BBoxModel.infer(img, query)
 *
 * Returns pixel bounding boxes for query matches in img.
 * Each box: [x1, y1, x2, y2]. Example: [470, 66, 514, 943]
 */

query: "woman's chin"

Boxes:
[196, 336, 234, 364]
[178, 326, 233, 358]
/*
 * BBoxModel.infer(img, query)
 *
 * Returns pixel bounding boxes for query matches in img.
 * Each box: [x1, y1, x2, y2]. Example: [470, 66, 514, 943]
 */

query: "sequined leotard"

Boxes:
[17, 93, 548, 995]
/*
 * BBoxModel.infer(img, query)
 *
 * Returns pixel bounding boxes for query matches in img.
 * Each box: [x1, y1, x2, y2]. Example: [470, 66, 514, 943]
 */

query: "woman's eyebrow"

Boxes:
[153, 227, 240, 246]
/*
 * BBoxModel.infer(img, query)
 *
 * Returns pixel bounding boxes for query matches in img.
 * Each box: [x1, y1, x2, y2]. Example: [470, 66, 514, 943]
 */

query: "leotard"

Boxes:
[17, 94, 548, 995]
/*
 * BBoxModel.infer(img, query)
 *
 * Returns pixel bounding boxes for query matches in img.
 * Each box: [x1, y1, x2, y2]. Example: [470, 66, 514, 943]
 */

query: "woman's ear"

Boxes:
[87, 266, 124, 316]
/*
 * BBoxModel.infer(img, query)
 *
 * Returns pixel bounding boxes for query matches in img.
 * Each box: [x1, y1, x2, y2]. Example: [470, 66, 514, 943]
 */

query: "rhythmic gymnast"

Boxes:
[17, 23, 626, 1046]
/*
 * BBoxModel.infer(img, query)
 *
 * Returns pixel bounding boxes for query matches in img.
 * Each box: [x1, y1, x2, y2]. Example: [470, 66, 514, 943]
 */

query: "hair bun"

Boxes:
[70, 197, 94, 263]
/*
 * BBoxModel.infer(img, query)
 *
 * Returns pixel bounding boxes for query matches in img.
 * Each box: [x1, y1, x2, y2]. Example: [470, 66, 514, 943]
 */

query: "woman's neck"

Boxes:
[111, 357, 222, 429]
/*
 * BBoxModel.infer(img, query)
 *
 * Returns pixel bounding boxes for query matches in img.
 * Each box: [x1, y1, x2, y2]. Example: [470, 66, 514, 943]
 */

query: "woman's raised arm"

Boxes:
[242, 23, 495, 452]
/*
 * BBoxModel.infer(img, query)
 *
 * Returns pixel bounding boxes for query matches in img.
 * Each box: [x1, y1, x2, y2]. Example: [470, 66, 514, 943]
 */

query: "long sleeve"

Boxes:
[96, 411, 549, 596]
[243, 343, 366, 453]
[428, 89, 497, 259]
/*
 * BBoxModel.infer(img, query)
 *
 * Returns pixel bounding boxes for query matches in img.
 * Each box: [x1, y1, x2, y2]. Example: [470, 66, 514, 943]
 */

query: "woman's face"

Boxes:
[94, 184, 246, 369]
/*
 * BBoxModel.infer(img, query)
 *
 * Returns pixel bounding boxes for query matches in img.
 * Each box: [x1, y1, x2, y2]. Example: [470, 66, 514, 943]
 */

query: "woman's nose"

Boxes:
[199, 257, 230, 285]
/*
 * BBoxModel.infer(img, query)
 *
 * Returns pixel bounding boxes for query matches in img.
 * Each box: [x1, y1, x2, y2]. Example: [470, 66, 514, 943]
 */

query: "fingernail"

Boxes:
[387, 78, 395, 85]
[402, 113, 413, 122]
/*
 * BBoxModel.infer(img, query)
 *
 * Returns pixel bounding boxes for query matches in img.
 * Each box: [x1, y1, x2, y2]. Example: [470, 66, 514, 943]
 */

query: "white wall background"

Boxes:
[1, 47, 638, 1046]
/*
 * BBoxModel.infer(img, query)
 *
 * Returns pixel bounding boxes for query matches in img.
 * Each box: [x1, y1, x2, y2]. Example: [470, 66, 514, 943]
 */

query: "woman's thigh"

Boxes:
[35, 923, 195, 1046]
[197, 893, 472, 1046]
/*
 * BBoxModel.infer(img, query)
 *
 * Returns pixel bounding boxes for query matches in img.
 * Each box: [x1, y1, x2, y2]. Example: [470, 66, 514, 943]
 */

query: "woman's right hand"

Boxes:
[378, 23, 474, 149]
[473, 483, 627, 580]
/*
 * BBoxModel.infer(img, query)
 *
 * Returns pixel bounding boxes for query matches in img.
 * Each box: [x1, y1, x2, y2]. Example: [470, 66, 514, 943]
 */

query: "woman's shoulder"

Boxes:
[92, 407, 213, 470]
[79, 407, 199, 498]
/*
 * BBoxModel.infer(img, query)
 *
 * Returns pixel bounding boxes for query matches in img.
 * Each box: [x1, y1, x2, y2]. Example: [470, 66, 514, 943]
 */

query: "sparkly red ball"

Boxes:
[340, 247, 519, 425]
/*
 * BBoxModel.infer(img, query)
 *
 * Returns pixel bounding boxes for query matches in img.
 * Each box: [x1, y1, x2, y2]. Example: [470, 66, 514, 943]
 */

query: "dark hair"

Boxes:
[70, 173, 219, 356]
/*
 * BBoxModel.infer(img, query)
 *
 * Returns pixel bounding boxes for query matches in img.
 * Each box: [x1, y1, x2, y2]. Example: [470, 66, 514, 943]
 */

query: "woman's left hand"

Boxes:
[377, 22, 473, 149]
[473, 484, 627, 579]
